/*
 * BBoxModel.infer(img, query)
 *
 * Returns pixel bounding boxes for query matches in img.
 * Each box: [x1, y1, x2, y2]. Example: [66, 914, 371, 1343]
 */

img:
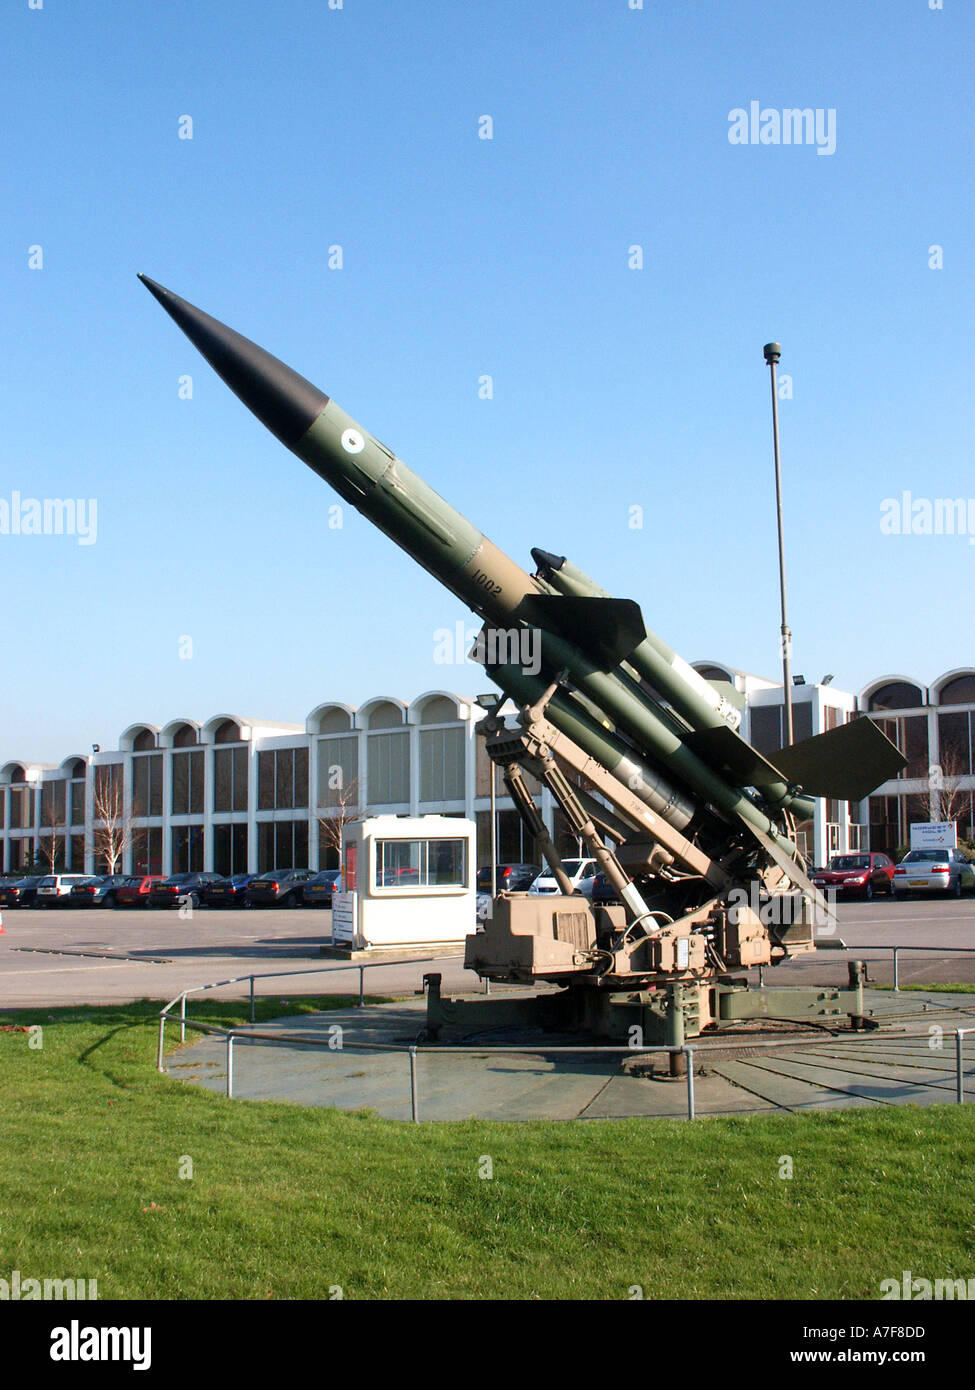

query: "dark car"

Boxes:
[475, 863, 540, 893]
[811, 853, 896, 900]
[590, 871, 619, 907]
[302, 870, 342, 907]
[147, 872, 222, 909]
[69, 874, 130, 909]
[245, 868, 314, 908]
[201, 873, 257, 908]
[0, 876, 42, 908]
[115, 874, 165, 908]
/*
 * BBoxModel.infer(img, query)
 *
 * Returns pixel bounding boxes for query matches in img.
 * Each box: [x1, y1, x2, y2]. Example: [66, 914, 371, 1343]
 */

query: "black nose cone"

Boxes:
[138, 274, 329, 449]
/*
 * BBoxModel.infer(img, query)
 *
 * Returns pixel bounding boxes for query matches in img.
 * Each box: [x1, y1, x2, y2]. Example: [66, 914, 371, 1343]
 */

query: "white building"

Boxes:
[4, 665, 973, 878]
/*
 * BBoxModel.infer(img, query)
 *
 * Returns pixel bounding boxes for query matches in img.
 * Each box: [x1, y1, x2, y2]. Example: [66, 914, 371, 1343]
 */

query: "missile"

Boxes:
[138, 276, 819, 863]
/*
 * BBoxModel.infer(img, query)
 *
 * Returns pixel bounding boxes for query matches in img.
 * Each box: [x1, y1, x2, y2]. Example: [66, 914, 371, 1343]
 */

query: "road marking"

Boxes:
[0, 963, 137, 977]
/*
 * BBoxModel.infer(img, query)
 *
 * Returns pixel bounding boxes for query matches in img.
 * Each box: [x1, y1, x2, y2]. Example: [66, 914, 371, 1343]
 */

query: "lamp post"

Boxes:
[475, 694, 502, 896]
[764, 342, 793, 746]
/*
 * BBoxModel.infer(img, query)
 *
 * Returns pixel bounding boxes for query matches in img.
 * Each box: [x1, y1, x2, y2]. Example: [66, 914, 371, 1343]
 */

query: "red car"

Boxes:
[811, 853, 895, 900]
[115, 874, 164, 908]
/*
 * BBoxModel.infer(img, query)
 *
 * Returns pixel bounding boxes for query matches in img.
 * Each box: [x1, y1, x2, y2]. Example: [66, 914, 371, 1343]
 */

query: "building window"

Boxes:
[132, 754, 163, 817]
[316, 735, 359, 809]
[133, 827, 163, 875]
[258, 747, 309, 811]
[257, 819, 308, 872]
[172, 750, 204, 815]
[213, 746, 248, 813]
[70, 778, 85, 826]
[867, 682, 925, 712]
[938, 711, 974, 777]
[213, 823, 248, 877]
[475, 808, 538, 868]
[8, 786, 32, 830]
[171, 825, 204, 874]
[40, 780, 67, 826]
[420, 726, 465, 802]
[368, 731, 409, 803]
[938, 674, 975, 706]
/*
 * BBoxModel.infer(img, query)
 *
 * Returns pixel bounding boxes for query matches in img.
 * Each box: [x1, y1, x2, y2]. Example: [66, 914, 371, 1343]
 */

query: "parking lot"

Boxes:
[0, 904, 480, 1008]
[2, 895, 975, 1011]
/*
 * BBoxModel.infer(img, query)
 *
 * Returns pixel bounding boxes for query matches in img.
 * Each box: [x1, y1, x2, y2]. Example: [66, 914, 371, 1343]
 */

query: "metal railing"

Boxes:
[835, 942, 975, 994]
[155, 945, 975, 1121]
[155, 954, 697, 1120]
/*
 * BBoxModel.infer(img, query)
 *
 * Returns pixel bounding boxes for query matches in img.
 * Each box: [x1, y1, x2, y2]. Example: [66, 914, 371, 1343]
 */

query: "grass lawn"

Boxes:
[2, 998, 974, 1300]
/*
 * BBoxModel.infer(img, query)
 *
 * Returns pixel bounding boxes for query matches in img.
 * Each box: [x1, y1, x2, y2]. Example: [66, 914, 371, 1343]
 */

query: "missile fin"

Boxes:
[770, 719, 907, 802]
[516, 595, 647, 670]
[683, 724, 784, 789]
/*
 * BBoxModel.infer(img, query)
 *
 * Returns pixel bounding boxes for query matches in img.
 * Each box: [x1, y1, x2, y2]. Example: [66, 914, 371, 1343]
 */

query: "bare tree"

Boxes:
[316, 776, 362, 868]
[928, 740, 972, 827]
[39, 783, 67, 873]
[92, 766, 144, 874]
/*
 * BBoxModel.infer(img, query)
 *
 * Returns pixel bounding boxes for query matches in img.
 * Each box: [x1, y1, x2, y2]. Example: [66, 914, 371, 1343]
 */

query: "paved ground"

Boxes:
[0, 905, 477, 1007]
[165, 987, 975, 1121]
[1, 896, 974, 1010]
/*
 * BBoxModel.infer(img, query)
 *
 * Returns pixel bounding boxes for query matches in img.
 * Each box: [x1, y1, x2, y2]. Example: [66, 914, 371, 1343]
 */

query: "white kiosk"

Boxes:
[331, 815, 476, 952]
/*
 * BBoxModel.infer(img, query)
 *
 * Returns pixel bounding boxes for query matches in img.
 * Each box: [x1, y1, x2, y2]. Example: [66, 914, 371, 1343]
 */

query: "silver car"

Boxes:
[892, 849, 975, 898]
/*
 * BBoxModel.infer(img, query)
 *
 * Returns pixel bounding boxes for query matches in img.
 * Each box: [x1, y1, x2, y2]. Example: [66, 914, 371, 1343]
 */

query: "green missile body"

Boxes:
[138, 276, 800, 857]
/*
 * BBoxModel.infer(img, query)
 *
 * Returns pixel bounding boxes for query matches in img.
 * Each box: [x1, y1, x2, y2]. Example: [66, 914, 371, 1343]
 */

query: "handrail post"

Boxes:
[249, 975, 255, 1024]
[180, 994, 186, 1044]
[893, 947, 899, 992]
[409, 1046, 418, 1122]
[957, 1031, 966, 1104]
[359, 965, 365, 1008]
[157, 1014, 166, 1073]
[685, 1047, 695, 1121]
[227, 1033, 235, 1099]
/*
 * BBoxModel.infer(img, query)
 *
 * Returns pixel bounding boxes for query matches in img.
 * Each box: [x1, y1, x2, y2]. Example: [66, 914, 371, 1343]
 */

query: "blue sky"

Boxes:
[2, 0, 971, 762]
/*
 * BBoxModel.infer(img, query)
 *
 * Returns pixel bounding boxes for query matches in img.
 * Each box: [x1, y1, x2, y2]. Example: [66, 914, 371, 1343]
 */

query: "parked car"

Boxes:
[245, 868, 314, 908]
[0, 876, 43, 908]
[69, 874, 130, 908]
[475, 863, 540, 894]
[810, 853, 896, 900]
[892, 849, 975, 899]
[35, 874, 90, 907]
[302, 870, 342, 907]
[200, 873, 257, 908]
[590, 871, 619, 907]
[148, 872, 222, 909]
[115, 874, 165, 908]
[529, 858, 599, 897]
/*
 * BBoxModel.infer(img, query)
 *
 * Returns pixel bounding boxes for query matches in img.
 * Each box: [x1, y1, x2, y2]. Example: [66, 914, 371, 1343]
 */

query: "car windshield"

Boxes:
[561, 861, 585, 875]
[38, 878, 56, 888]
[903, 850, 949, 862]
[829, 856, 870, 871]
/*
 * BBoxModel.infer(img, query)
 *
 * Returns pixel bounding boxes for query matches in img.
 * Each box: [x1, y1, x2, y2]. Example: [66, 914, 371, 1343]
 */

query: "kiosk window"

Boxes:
[375, 838, 467, 888]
